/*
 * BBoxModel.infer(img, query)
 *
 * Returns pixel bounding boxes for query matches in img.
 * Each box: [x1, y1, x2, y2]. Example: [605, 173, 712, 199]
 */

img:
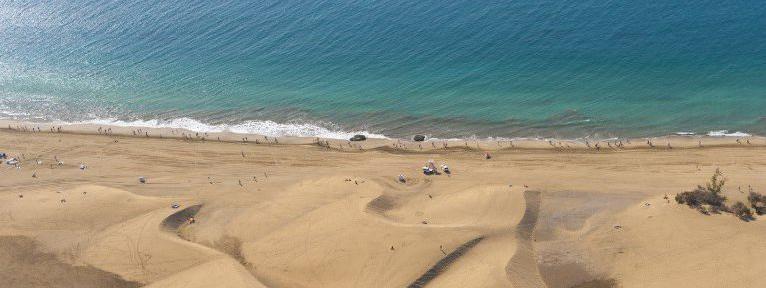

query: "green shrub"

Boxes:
[675, 169, 727, 214]
[747, 191, 766, 215]
[731, 201, 754, 221]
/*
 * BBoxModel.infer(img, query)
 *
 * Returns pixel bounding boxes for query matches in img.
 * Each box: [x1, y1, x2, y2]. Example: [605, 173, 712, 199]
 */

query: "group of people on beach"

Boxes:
[389, 139, 451, 150]
[97, 127, 114, 135]
[5, 122, 762, 153]
[315, 138, 364, 150]
[6, 124, 60, 133]
[3, 151, 82, 202]
[582, 139, 629, 151]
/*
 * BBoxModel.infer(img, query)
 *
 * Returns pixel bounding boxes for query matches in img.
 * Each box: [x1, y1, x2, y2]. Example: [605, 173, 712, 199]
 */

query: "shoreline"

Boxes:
[2, 119, 763, 152]
[3, 118, 766, 288]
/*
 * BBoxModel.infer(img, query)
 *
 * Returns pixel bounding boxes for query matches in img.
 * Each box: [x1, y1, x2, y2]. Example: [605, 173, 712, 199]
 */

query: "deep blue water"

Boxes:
[1, 0, 765, 139]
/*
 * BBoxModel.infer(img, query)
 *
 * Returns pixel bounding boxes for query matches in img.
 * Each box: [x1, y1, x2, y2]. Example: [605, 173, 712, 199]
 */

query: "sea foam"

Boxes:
[80, 118, 387, 139]
[706, 130, 751, 137]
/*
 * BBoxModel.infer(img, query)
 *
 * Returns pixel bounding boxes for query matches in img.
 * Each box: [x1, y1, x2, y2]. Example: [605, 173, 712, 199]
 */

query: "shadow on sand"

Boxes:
[160, 204, 203, 232]
[406, 236, 485, 288]
[0, 235, 141, 288]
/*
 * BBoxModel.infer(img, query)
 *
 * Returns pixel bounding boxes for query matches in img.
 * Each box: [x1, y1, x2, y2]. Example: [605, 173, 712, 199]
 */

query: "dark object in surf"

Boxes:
[413, 135, 426, 142]
[350, 134, 367, 141]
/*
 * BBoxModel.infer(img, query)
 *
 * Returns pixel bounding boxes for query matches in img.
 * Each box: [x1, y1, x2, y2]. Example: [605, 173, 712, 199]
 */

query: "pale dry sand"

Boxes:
[1, 124, 766, 288]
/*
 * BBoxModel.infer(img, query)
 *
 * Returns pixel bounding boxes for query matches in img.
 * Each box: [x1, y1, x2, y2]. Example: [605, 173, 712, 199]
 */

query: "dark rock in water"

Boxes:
[413, 135, 426, 142]
[350, 134, 367, 141]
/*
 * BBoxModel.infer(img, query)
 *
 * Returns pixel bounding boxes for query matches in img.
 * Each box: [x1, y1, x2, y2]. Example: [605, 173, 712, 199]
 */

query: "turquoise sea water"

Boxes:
[0, 1, 765, 139]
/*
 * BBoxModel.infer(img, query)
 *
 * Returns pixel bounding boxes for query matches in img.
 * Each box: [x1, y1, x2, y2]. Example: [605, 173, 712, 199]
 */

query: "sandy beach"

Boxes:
[2, 122, 766, 288]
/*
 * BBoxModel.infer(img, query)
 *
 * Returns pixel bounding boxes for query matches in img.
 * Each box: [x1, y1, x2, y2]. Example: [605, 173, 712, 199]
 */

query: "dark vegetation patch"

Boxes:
[675, 169, 763, 221]
[747, 191, 766, 215]
[731, 201, 755, 221]
[674, 169, 728, 215]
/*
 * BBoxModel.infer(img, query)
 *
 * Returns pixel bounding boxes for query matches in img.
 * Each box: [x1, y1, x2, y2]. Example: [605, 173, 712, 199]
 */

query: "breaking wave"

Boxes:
[79, 117, 388, 139]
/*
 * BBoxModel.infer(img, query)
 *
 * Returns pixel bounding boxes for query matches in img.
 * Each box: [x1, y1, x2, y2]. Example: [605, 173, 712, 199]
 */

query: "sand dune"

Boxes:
[81, 204, 217, 283]
[241, 185, 480, 288]
[425, 235, 516, 288]
[597, 198, 766, 287]
[0, 235, 141, 288]
[506, 191, 546, 288]
[143, 258, 266, 288]
[383, 185, 526, 229]
[0, 184, 165, 256]
[408, 236, 486, 288]
[3, 128, 766, 287]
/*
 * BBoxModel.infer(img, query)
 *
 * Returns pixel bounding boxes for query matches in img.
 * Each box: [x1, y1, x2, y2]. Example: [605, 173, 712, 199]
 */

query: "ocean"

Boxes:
[1, 0, 764, 139]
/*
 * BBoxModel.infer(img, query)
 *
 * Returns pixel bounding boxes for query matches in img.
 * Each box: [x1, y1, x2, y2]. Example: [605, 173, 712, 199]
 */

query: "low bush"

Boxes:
[675, 169, 727, 214]
[731, 201, 754, 221]
[747, 191, 766, 215]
